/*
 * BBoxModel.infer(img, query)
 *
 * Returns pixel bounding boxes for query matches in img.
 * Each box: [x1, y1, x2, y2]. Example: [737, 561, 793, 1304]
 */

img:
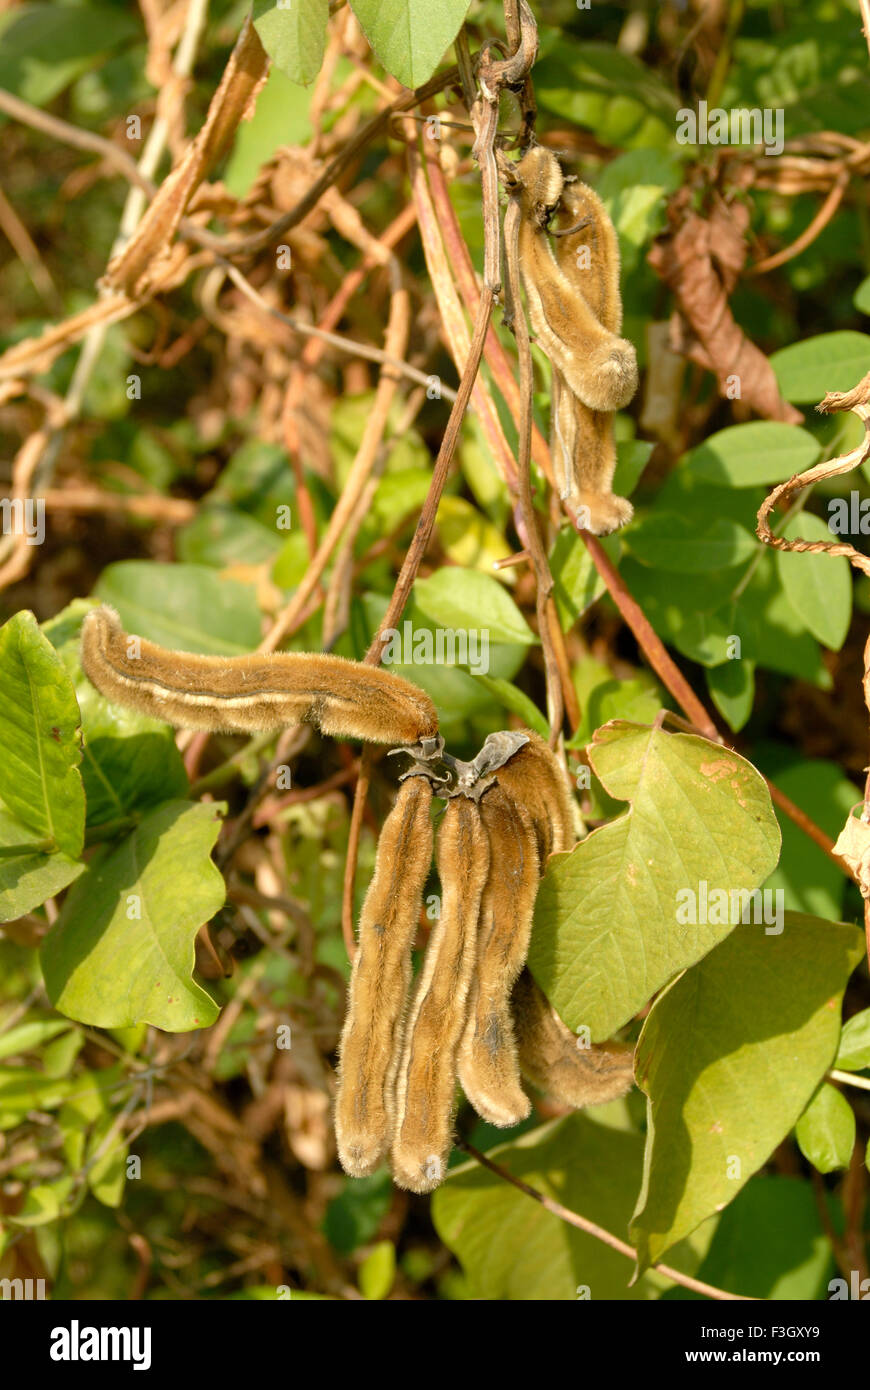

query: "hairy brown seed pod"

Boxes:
[457, 785, 539, 1127]
[515, 147, 637, 413]
[335, 776, 434, 1177]
[512, 969, 635, 1107]
[80, 605, 438, 745]
[489, 729, 575, 863]
[391, 796, 489, 1193]
[553, 179, 623, 335]
[551, 367, 634, 536]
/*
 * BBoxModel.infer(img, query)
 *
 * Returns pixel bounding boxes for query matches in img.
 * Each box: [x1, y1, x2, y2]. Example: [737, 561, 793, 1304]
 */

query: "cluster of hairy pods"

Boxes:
[514, 145, 638, 536]
[336, 730, 635, 1194]
[81, 608, 635, 1194]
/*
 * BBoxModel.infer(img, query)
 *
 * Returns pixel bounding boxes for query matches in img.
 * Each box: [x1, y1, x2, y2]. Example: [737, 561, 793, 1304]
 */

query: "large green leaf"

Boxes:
[0, 611, 84, 858]
[349, 0, 471, 88]
[253, 0, 329, 86]
[94, 561, 262, 654]
[0, 804, 84, 923]
[686, 422, 822, 488]
[41, 801, 225, 1032]
[0, 4, 137, 106]
[771, 332, 870, 405]
[412, 568, 536, 648]
[630, 914, 862, 1271]
[690, 1176, 838, 1301]
[527, 722, 781, 1039]
[775, 513, 852, 650]
[535, 39, 679, 153]
[624, 513, 757, 573]
[432, 1110, 713, 1301]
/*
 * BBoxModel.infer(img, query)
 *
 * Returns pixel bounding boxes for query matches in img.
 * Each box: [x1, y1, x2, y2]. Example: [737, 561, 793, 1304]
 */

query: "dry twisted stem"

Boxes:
[756, 386, 870, 578]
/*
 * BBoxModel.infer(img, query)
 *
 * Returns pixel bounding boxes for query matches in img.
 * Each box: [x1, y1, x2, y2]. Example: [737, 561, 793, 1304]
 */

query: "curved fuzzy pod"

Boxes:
[516, 148, 637, 413]
[512, 969, 635, 1107]
[335, 776, 434, 1177]
[491, 729, 575, 864]
[80, 605, 438, 745]
[553, 180, 623, 335]
[551, 367, 633, 536]
[391, 796, 489, 1193]
[457, 785, 539, 1127]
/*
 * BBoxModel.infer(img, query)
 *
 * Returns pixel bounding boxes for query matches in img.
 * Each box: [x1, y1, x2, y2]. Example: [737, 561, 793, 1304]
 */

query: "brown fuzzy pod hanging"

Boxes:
[457, 784, 539, 1128]
[512, 969, 635, 1108]
[391, 796, 489, 1193]
[515, 147, 638, 414]
[335, 776, 434, 1177]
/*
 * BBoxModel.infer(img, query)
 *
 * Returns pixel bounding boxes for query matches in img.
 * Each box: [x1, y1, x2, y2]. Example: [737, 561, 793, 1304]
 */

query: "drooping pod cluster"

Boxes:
[78, 611, 635, 1194]
[336, 730, 635, 1194]
[515, 146, 637, 536]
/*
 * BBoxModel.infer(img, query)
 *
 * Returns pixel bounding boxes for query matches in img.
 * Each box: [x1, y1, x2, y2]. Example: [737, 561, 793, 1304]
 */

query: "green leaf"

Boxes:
[349, 0, 471, 88]
[835, 1008, 870, 1072]
[435, 497, 513, 582]
[0, 4, 137, 106]
[597, 149, 684, 269]
[549, 529, 617, 629]
[8, 1176, 75, 1227]
[45, 601, 188, 830]
[224, 67, 312, 197]
[624, 512, 757, 573]
[630, 914, 862, 1271]
[527, 723, 781, 1039]
[358, 1240, 396, 1300]
[41, 801, 225, 1032]
[855, 275, 870, 316]
[705, 659, 755, 732]
[691, 1176, 839, 1301]
[775, 513, 852, 650]
[469, 675, 549, 739]
[0, 804, 84, 923]
[535, 40, 680, 155]
[771, 332, 870, 405]
[413, 569, 536, 647]
[87, 1113, 127, 1208]
[177, 504, 284, 568]
[760, 752, 853, 922]
[687, 422, 822, 487]
[0, 1018, 70, 1062]
[0, 1068, 72, 1129]
[0, 611, 84, 857]
[94, 561, 262, 654]
[433, 1110, 713, 1301]
[323, 1171, 393, 1255]
[253, 0, 329, 86]
[795, 1084, 855, 1174]
[612, 440, 653, 498]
